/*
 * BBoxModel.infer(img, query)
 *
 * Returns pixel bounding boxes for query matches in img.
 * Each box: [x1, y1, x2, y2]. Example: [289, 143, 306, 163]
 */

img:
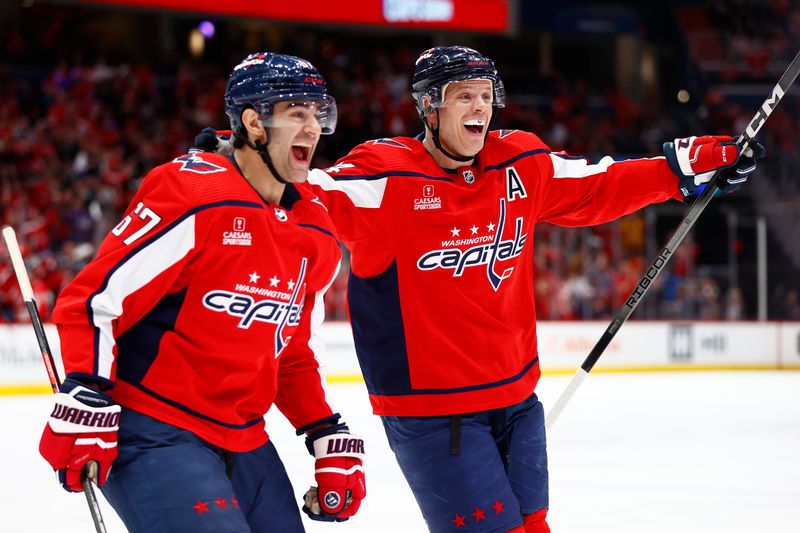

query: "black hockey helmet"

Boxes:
[223, 52, 336, 184]
[224, 52, 337, 137]
[411, 46, 505, 119]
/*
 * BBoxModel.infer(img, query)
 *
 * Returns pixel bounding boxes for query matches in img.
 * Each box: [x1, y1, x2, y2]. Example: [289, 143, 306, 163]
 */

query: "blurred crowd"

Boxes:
[707, 0, 799, 78]
[1, 3, 799, 324]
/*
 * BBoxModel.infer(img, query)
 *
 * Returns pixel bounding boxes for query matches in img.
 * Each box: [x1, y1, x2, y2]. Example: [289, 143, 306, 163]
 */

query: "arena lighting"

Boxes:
[677, 89, 690, 103]
[198, 20, 215, 39]
[188, 28, 205, 57]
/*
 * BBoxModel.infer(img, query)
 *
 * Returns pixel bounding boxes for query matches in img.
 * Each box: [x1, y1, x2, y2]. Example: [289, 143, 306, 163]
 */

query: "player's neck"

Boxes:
[422, 134, 474, 170]
[234, 148, 286, 205]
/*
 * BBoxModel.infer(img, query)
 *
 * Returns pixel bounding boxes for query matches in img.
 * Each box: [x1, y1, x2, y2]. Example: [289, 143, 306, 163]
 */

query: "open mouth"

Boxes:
[464, 119, 485, 135]
[291, 145, 311, 163]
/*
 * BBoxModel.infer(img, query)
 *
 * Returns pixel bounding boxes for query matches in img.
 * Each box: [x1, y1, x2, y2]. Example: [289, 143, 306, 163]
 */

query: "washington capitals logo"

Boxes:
[201, 258, 308, 358]
[416, 199, 526, 291]
[173, 152, 227, 174]
[234, 53, 267, 70]
[416, 48, 435, 65]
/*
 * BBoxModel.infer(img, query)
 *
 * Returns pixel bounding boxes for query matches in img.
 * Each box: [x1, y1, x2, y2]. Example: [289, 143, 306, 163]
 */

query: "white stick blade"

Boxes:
[2, 226, 35, 301]
[545, 368, 589, 429]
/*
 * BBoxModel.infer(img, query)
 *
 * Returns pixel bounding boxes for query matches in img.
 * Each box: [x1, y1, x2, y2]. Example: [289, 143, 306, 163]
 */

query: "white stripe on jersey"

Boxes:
[550, 154, 666, 179]
[307, 169, 387, 208]
[309, 261, 341, 406]
[90, 216, 196, 378]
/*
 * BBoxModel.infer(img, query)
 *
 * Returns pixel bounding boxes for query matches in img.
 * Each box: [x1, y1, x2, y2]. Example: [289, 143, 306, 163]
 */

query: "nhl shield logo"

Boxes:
[462, 169, 475, 184]
[274, 208, 288, 222]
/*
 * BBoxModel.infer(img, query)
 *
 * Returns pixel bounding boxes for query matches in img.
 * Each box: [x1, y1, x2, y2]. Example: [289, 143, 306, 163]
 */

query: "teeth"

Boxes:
[464, 119, 485, 126]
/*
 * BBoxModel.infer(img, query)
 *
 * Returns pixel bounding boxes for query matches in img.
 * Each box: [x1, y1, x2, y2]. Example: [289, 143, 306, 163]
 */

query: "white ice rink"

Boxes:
[2, 371, 799, 532]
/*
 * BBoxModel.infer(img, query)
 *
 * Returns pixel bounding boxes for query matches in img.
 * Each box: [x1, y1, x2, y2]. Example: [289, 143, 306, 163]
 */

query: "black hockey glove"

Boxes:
[193, 127, 233, 154]
[716, 138, 765, 194]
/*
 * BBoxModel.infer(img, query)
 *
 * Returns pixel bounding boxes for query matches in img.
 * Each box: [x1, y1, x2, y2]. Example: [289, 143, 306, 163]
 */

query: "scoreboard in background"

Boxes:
[80, 0, 511, 33]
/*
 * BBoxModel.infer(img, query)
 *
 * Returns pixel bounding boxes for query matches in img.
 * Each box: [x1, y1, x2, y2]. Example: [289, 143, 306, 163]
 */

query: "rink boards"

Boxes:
[1, 321, 799, 392]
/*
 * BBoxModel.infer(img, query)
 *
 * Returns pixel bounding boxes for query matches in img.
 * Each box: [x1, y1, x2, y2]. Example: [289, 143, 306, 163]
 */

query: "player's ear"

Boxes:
[422, 95, 438, 129]
[242, 108, 265, 142]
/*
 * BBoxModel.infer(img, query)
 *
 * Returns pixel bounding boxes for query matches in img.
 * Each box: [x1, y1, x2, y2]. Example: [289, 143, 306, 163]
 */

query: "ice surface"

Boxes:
[2, 371, 799, 532]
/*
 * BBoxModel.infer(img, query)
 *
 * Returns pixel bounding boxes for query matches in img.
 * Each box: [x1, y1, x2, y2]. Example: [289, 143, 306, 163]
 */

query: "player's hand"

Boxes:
[663, 135, 763, 197]
[39, 379, 121, 492]
[716, 137, 765, 194]
[302, 423, 366, 522]
[194, 127, 233, 154]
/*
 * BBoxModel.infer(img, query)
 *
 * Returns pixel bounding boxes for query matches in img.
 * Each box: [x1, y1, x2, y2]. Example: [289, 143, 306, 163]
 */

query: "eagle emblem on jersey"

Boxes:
[371, 138, 412, 150]
[173, 152, 227, 174]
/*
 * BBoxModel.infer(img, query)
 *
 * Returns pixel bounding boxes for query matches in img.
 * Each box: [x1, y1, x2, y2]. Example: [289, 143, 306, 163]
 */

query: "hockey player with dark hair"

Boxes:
[39, 52, 366, 532]
[197, 45, 763, 533]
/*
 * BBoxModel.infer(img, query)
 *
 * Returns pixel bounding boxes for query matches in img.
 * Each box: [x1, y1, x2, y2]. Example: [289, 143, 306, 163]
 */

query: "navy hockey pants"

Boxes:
[382, 393, 548, 533]
[101, 408, 304, 533]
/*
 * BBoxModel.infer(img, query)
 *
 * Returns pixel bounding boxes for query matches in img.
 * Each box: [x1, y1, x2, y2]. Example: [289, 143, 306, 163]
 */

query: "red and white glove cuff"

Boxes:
[311, 433, 366, 462]
[47, 388, 121, 434]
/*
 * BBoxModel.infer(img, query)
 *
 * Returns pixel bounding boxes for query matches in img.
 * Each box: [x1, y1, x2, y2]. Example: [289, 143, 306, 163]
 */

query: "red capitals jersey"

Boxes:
[307, 130, 682, 416]
[53, 151, 341, 452]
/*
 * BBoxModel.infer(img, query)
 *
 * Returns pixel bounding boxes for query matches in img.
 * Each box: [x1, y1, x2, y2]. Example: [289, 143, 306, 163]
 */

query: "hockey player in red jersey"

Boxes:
[302, 47, 762, 533]
[38, 53, 365, 531]
[197, 46, 762, 533]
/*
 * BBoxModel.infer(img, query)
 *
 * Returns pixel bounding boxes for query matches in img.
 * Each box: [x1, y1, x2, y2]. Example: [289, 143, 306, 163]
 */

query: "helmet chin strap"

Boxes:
[427, 110, 475, 163]
[240, 128, 289, 185]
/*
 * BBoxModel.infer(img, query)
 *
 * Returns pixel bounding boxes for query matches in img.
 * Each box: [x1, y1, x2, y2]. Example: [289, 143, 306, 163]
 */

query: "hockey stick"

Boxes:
[545, 50, 800, 429]
[2, 226, 108, 533]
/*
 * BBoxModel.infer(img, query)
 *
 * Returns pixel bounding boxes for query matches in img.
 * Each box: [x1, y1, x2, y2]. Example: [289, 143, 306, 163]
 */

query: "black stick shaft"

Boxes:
[584, 49, 800, 373]
[2, 226, 108, 533]
[547, 50, 800, 428]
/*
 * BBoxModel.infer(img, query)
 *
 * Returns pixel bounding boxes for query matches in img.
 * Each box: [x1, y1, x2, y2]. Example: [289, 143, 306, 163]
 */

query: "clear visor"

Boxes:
[424, 78, 506, 110]
[254, 93, 338, 135]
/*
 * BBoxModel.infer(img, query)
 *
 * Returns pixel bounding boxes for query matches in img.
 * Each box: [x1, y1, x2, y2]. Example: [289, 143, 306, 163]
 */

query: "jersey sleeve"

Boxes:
[306, 142, 391, 248]
[273, 263, 339, 430]
[51, 164, 202, 388]
[534, 153, 683, 226]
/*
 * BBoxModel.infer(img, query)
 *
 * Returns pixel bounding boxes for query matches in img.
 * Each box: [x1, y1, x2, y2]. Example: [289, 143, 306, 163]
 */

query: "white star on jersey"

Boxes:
[451, 227, 461, 237]
[470, 225, 479, 235]
[269, 275, 280, 287]
[487, 222, 495, 232]
[287, 279, 296, 290]
[249, 272, 260, 284]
